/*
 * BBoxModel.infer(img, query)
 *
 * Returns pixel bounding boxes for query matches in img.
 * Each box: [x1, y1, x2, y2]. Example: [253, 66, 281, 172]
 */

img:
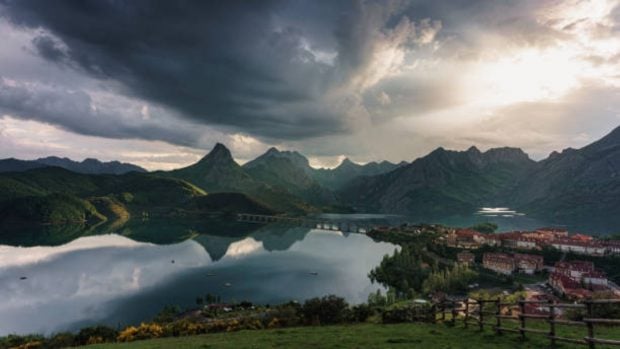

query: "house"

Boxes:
[550, 239, 607, 256]
[483, 253, 515, 275]
[534, 228, 569, 240]
[482, 252, 544, 275]
[582, 270, 608, 288]
[457, 251, 475, 266]
[494, 232, 541, 250]
[554, 261, 594, 278]
[514, 253, 544, 274]
[446, 229, 486, 249]
[604, 240, 620, 255]
[549, 261, 609, 299]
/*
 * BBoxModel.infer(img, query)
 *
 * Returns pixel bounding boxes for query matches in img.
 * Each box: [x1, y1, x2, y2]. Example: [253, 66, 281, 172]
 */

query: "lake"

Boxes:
[0, 208, 599, 336]
[0, 223, 396, 336]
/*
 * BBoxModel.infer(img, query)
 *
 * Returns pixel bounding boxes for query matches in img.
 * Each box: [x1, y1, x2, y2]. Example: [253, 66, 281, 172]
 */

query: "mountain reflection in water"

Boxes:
[0, 223, 395, 336]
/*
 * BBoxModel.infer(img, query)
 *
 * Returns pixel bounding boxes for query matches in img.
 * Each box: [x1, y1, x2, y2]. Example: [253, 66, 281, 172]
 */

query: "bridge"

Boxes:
[236, 213, 379, 234]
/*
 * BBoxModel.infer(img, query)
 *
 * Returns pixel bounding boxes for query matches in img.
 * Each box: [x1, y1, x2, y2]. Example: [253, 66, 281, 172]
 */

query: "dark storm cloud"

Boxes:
[31, 35, 67, 62]
[0, 78, 207, 147]
[2, 0, 617, 166]
[0, 0, 350, 140]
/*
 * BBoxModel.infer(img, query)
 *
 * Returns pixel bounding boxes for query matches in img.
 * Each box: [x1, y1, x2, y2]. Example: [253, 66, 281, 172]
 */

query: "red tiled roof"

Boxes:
[455, 229, 483, 238]
[550, 272, 581, 289]
[555, 261, 595, 272]
[565, 288, 592, 299]
[571, 234, 593, 241]
[514, 253, 544, 264]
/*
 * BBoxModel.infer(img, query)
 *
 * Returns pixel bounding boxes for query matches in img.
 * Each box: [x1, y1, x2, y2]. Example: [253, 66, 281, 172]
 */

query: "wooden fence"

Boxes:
[434, 298, 620, 348]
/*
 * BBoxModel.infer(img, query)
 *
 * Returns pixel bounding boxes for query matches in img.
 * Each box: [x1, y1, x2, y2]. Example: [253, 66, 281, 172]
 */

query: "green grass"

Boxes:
[84, 322, 614, 349]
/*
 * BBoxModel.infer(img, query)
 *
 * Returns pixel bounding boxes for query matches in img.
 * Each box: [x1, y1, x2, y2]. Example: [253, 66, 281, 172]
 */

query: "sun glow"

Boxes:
[464, 48, 584, 107]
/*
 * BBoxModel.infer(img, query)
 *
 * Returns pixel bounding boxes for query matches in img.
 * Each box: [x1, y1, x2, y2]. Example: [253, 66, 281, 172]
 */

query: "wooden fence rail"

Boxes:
[433, 298, 620, 348]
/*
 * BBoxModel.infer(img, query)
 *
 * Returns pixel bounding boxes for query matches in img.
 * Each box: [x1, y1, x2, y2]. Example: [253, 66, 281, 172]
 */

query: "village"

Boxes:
[443, 227, 620, 300]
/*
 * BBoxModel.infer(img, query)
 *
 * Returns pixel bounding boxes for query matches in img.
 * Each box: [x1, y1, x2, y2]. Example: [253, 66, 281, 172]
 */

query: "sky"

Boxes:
[0, 0, 619, 170]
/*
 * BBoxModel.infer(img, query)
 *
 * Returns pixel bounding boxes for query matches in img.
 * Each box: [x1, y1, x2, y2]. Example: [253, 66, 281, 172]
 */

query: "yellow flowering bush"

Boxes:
[12, 341, 43, 349]
[267, 317, 281, 329]
[117, 323, 164, 342]
[86, 336, 104, 345]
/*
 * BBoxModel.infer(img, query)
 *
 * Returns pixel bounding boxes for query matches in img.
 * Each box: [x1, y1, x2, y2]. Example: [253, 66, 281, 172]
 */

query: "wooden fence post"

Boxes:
[478, 299, 484, 331]
[519, 298, 526, 340]
[548, 300, 556, 348]
[586, 299, 595, 349]
[452, 300, 457, 326]
[465, 299, 470, 328]
[496, 297, 502, 335]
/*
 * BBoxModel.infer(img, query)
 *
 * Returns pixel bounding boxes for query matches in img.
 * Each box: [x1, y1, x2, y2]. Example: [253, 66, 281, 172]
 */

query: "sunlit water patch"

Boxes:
[477, 207, 526, 218]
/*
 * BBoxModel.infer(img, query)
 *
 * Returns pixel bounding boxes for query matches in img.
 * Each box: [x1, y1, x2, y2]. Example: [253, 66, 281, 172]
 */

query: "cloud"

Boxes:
[0, 0, 619, 167]
[0, 235, 210, 335]
[0, 0, 442, 142]
[0, 77, 210, 147]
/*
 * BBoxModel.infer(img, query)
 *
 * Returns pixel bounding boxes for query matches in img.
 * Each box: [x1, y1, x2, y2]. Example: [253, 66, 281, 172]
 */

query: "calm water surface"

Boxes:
[0, 225, 395, 335]
[0, 208, 600, 336]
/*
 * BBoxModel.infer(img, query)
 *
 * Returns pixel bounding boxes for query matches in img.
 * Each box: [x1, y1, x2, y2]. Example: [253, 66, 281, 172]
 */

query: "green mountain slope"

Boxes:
[512, 126, 620, 228]
[0, 193, 106, 224]
[243, 147, 337, 206]
[161, 144, 312, 213]
[0, 166, 273, 225]
[313, 158, 404, 190]
[340, 146, 535, 217]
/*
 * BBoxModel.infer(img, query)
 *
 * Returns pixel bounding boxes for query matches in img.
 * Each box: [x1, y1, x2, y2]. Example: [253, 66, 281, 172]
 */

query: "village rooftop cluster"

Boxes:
[445, 227, 620, 300]
[445, 227, 620, 256]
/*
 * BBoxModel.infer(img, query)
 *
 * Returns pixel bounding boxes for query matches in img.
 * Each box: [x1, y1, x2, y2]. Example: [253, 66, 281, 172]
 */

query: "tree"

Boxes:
[470, 222, 498, 234]
[422, 264, 478, 294]
[301, 295, 349, 325]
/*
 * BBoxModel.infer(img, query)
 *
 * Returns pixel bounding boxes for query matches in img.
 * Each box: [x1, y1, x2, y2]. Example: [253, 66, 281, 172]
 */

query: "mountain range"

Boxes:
[0, 156, 146, 174]
[2, 125, 620, 232]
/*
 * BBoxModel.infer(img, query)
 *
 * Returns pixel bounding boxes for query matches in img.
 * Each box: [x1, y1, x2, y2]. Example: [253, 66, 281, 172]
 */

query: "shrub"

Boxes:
[301, 295, 349, 325]
[74, 326, 117, 346]
[47, 332, 75, 348]
[0, 334, 45, 349]
[381, 304, 434, 324]
[349, 304, 373, 322]
[267, 318, 280, 329]
[165, 320, 208, 337]
[267, 304, 302, 327]
[117, 323, 164, 342]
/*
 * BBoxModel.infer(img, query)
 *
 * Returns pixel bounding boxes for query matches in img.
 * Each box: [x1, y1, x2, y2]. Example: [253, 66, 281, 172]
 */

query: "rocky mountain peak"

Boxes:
[196, 143, 235, 166]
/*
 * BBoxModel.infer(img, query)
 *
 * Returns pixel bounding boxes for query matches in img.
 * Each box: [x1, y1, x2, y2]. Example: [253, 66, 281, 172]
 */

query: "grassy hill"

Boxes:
[0, 166, 274, 226]
[84, 323, 585, 349]
[0, 193, 105, 224]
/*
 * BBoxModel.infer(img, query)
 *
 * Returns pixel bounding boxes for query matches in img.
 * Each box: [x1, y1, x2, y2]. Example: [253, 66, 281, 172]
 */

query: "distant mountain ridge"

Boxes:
[340, 146, 536, 216]
[313, 157, 405, 190]
[4, 125, 620, 232]
[0, 156, 146, 174]
[242, 147, 337, 205]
